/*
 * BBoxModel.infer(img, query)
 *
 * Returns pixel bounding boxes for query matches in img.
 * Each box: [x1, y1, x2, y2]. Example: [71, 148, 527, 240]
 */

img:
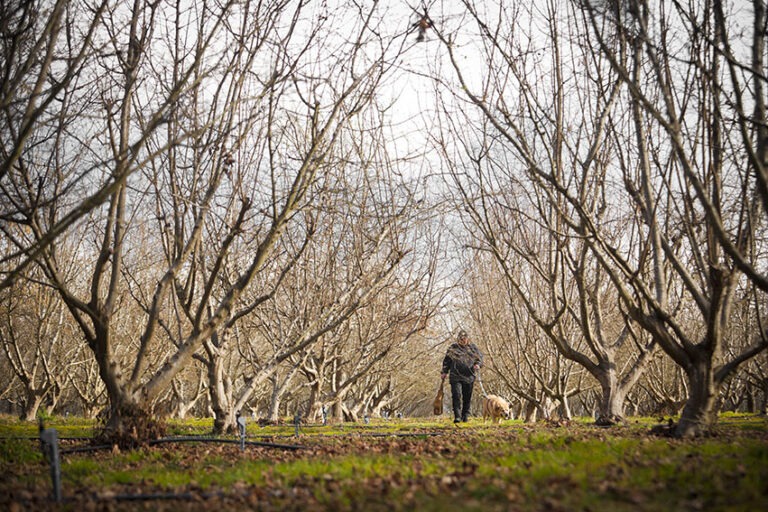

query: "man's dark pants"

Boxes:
[450, 380, 473, 421]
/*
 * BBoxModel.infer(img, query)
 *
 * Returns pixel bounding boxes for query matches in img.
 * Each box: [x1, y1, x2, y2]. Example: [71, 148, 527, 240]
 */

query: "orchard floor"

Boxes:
[1, 414, 767, 511]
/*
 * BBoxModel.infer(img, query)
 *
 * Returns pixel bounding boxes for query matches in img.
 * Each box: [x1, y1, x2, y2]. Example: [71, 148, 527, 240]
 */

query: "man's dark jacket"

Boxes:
[442, 342, 483, 383]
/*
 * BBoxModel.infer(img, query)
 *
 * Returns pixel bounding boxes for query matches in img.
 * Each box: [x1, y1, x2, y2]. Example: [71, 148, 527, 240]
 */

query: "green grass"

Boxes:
[0, 437, 42, 464]
[0, 413, 97, 439]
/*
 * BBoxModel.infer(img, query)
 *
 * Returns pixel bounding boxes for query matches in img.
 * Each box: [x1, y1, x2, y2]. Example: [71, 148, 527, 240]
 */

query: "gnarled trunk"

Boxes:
[676, 360, 719, 438]
[267, 365, 300, 423]
[595, 371, 627, 425]
[207, 355, 235, 434]
[20, 390, 45, 422]
[305, 384, 325, 423]
[762, 379, 768, 416]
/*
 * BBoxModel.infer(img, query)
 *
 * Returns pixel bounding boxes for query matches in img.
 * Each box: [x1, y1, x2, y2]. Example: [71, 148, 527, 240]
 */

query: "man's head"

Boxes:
[457, 329, 469, 345]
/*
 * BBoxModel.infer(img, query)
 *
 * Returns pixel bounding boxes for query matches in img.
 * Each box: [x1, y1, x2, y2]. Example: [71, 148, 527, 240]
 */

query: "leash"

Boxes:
[474, 369, 488, 398]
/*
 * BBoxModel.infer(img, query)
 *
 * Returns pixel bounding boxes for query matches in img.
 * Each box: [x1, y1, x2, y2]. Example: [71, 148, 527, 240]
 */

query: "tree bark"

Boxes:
[207, 354, 234, 435]
[595, 370, 627, 425]
[20, 390, 44, 422]
[676, 358, 719, 438]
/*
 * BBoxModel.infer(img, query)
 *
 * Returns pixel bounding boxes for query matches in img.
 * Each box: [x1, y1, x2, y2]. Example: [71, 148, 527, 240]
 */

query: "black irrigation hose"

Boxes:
[12, 429, 444, 457]
[53, 436, 306, 455]
[357, 432, 443, 437]
[148, 436, 304, 450]
[54, 436, 305, 454]
[0, 436, 92, 441]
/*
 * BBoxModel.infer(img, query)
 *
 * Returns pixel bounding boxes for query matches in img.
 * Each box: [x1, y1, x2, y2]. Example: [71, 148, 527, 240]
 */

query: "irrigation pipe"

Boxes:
[148, 436, 304, 450]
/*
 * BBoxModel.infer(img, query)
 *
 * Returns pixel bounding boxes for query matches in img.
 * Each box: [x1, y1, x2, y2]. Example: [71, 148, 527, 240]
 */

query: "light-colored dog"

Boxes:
[482, 394, 511, 424]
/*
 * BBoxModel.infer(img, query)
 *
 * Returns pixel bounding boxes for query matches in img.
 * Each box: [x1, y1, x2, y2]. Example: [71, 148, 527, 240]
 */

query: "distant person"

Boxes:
[441, 329, 483, 423]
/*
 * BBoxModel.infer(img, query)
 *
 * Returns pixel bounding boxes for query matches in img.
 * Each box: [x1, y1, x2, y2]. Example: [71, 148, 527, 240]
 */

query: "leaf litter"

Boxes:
[1, 417, 766, 511]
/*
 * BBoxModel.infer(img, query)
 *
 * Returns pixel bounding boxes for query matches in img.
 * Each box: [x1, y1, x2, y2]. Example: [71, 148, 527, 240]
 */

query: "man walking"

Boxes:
[441, 329, 483, 423]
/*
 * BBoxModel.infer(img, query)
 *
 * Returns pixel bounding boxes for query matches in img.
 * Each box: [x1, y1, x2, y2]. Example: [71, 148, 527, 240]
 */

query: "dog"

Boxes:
[482, 394, 511, 424]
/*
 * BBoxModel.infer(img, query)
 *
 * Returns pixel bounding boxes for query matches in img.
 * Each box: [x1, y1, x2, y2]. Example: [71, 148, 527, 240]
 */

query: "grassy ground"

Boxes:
[0, 413, 766, 511]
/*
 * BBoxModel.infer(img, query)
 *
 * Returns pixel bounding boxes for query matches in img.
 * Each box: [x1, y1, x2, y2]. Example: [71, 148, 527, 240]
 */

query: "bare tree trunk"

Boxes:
[595, 371, 627, 425]
[523, 400, 538, 423]
[171, 371, 206, 420]
[538, 395, 557, 421]
[370, 398, 393, 418]
[207, 354, 234, 434]
[44, 383, 62, 416]
[761, 380, 768, 416]
[369, 383, 393, 418]
[677, 360, 719, 437]
[305, 381, 324, 422]
[266, 366, 299, 423]
[20, 390, 45, 422]
[342, 403, 358, 422]
[267, 392, 283, 424]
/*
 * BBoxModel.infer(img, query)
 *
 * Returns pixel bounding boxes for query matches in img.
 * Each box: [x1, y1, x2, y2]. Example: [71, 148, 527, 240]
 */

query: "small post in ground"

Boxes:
[236, 411, 247, 451]
[294, 409, 302, 437]
[39, 426, 62, 503]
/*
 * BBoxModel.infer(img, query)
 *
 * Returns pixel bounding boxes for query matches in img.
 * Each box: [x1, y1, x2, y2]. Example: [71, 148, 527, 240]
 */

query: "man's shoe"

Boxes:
[454, 418, 461, 424]
[461, 416, 468, 422]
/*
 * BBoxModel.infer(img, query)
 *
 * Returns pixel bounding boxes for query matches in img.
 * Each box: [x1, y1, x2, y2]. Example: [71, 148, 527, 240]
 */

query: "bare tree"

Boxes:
[573, 0, 768, 435]
[263, 358, 304, 423]
[0, 270, 75, 420]
[432, 1, 655, 425]
[1, 1, 411, 443]
[433, 0, 767, 436]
